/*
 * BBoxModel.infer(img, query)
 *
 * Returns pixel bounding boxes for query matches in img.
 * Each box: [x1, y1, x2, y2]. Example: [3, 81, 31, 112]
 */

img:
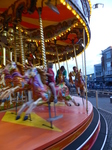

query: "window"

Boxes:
[106, 51, 111, 59]
[96, 72, 101, 76]
[106, 62, 111, 70]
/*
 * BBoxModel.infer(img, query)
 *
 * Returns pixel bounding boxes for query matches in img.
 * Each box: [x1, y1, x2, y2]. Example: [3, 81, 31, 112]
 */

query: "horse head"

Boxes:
[9, 61, 17, 71]
[29, 67, 38, 78]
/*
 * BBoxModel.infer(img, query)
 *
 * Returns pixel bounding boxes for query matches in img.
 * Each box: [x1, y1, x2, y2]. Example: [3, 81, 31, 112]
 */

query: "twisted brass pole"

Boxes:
[19, 24, 25, 74]
[38, 8, 46, 68]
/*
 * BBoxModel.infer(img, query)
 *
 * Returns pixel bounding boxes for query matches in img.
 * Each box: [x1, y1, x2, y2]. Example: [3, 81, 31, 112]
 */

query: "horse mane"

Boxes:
[37, 67, 47, 84]
[69, 72, 73, 84]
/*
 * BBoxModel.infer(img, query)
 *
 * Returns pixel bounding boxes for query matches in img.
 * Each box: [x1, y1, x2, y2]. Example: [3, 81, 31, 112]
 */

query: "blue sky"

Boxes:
[76, 0, 112, 74]
[53, 0, 112, 76]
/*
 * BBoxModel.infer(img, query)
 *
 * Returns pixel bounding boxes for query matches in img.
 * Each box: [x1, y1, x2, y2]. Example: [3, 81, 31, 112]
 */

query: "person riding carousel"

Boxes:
[46, 62, 57, 103]
[69, 66, 85, 96]
[56, 66, 71, 90]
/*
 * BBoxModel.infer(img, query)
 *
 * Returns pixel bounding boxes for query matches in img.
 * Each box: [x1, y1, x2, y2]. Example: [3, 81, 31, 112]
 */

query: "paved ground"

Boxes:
[70, 89, 112, 150]
[88, 97, 112, 113]
[99, 109, 112, 150]
[88, 97, 112, 150]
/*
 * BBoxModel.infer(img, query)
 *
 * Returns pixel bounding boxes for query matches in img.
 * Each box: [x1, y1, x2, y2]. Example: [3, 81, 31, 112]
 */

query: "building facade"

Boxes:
[94, 64, 103, 83]
[87, 73, 94, 82]
[87, 46, 112, 88]
[101, 46, 112, 84]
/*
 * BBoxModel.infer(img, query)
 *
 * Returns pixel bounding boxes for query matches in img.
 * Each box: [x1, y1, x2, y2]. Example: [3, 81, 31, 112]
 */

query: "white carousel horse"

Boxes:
[16, 67, 51, 120]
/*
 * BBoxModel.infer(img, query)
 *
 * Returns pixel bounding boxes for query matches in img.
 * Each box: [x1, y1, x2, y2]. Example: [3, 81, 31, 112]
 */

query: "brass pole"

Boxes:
[55, 40, 60, 70]
[2, 31, 7, 66]
[10, 52, 12, 61]
[23, 40, 26, 62]
[66, 55, 69, 75]
[55, 61, 57, 73]
[73, 45, 78, 69]
[14, 25, 17, 62]
[3, 47, 6, 66]
[56, 48, 60, 70]
[82, 52, 84, 77]
[38, 8, 46, 68]
[83, 28, 88, 113]
[19, 24, 25, 74]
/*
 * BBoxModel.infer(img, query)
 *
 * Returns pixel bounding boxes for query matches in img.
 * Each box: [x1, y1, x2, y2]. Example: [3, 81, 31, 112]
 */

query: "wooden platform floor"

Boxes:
[0, 96, 93, 150]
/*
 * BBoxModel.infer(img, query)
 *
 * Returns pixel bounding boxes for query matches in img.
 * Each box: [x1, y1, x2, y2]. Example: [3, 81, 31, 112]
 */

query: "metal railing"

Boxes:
[87, 90, 112, 113]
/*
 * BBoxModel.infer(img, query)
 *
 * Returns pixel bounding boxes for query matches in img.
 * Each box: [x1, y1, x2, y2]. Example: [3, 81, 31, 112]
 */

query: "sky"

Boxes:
[53, 0, 112, 76]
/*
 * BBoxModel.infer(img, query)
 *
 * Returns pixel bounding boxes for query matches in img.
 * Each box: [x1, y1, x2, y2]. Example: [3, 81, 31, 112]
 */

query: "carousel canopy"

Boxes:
[0, 0, 91, 64]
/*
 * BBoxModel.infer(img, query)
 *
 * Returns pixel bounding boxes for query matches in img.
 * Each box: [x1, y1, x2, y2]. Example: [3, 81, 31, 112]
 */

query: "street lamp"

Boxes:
[92, 3, 104, 9]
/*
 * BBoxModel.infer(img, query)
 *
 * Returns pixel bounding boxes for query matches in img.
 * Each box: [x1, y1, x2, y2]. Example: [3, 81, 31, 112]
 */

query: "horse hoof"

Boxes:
[77, 103, 80, 106]
[24, 116, 28, 121]
[16, 116, 20, 120]
[68, 103, 71, 106]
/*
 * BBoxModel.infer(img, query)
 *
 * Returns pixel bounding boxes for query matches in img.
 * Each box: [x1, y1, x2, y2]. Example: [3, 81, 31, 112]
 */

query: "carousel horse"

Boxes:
[38, 67, 79, 107]
[2, 64, 13, 108]
[0, 64, 11, 89]
[0, 64, 15, 109]
[16, 66, 51, 120]
[16, 65, 79, 121]
[56, 69, 64, 84]
[0, 62, 21, 100]
[0, 70, 5, 107]
[9, 61, 32, 105]
[0, 72, 5, 87]
[69, 70, 86, 97]
[0, 61, 30, 107]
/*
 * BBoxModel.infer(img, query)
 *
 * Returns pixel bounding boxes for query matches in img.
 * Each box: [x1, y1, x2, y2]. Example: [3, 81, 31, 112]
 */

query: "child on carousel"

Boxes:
[46, 62, 57, 103]
[73, 66, 85, 95]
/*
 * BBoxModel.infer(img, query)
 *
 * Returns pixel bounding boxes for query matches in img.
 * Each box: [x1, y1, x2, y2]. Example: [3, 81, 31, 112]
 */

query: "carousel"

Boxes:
[0, 0, 97, 149]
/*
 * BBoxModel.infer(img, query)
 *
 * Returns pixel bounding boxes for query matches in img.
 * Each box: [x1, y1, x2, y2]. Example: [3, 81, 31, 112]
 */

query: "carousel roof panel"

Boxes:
[22, 16, 58, 29]
[22, 4, 74, 23]
[0, 0, 91, 64]
[21, 21, 40, 29]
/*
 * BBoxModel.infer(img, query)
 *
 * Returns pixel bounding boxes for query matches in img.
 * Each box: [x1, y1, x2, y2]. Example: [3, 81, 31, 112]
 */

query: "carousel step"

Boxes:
[47, 114, 63, 122]
[91, 112, 108, 150]
[64, 107, 100, 150]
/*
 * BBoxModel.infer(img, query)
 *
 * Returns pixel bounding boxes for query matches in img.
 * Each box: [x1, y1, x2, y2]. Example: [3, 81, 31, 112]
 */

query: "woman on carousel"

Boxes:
[56, 66, 71, 90]
[46, 62, 57, 103]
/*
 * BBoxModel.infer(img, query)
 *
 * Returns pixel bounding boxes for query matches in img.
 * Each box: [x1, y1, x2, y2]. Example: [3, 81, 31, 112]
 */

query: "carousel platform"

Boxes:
[0, 96, 96, 150]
